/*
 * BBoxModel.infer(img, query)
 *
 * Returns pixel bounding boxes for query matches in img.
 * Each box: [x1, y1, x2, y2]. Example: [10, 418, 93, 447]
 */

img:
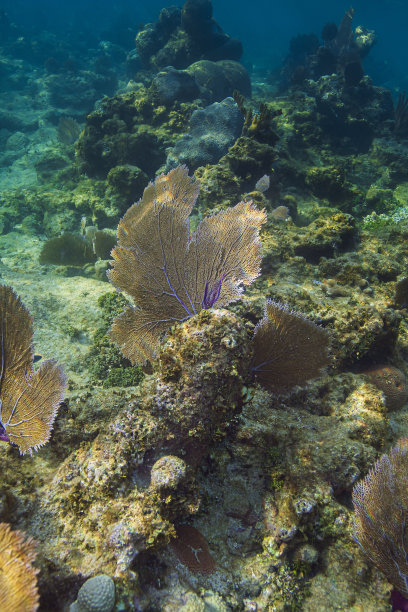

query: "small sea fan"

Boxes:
[251, 300, 330, 393]
[353, 439, 408, 598]
[0, 285, 67, 454]
[169, 524, 216, 574]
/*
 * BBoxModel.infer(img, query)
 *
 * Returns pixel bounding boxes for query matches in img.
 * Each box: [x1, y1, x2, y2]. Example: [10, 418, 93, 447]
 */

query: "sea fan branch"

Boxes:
[108, 166, 266, 363]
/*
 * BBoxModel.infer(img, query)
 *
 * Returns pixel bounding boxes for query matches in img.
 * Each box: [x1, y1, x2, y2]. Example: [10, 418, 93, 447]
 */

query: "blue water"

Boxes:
[1, 0, 407, 88]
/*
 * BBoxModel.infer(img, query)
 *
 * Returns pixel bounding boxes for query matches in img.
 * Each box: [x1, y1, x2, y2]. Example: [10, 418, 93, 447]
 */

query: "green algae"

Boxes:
[88, 292, 144, 388]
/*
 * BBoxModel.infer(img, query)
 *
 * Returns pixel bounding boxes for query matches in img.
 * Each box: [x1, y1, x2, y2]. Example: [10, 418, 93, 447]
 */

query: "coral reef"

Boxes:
[37, 309, 249, 599]
[135, 0, 242, 70]
[75, 88, 193, 181]
[281, 8, 375, 88]
[5, 2, 408, 609]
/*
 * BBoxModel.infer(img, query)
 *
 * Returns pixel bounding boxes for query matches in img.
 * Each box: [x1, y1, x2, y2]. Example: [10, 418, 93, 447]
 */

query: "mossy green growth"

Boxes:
[88, 291, 144, 388]
[104, 366, 144, 388]
[97, 291, 129, 324]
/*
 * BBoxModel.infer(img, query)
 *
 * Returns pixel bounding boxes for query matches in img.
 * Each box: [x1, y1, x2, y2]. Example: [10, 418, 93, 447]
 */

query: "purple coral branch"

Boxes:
[201, 276, 225, 309]
[0, 421, 10, 444]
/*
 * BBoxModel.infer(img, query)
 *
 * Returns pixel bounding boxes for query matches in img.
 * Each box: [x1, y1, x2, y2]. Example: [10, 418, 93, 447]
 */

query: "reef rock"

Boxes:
[166, 97, 244, 170]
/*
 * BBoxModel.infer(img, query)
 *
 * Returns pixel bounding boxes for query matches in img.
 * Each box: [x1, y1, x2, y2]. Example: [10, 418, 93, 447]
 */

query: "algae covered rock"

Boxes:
[106, 164, 148, 201]
[150, 66, 200, 105]
[293, 213, 357, 262]
[42, 309, 249, 592]
[187, 59, 251, 102]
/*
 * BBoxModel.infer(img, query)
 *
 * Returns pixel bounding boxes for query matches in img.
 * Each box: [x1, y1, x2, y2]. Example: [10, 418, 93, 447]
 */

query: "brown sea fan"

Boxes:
[0, 285, 67, 454]
[169, 524, 216, 574]
[352, 439, 408, 597]
[108, 165, 266, 364]
[251, 300, 330, 393]
[0, 522, 39, 612]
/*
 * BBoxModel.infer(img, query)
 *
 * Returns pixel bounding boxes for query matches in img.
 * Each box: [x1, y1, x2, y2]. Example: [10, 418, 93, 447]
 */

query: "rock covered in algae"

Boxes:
[38, 309, 249, 601]
[150, 456, 188, 491]
[134, 368, 395, 610]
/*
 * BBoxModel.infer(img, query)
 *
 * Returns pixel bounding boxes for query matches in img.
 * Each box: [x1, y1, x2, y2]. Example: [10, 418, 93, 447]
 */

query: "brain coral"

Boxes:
[70, 575, 115, 612]
[165, 97, 244, 170]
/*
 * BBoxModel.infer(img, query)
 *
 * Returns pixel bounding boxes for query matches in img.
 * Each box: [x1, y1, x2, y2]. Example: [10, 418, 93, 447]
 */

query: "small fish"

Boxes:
[270, 205, 290, 222]
[33, 353, 42, 363]
[255, 174, 270, 193]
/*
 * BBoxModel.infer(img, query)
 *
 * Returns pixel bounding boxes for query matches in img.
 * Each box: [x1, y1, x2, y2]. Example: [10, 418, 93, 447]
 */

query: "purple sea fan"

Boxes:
[251, 300, 330, 394]
[0, 285, 67, 454]
[352, 439, 408, 601]
[108, 165, 266, 364]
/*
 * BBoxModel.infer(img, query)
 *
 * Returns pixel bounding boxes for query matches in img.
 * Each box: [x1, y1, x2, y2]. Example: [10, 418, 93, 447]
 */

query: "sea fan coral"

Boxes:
[108, 165, 266, 364]
[0, 285, 67, 454]
[352, 438, 408, 598]
[0, 522, 39, 612]
[251, 300, 330, 393]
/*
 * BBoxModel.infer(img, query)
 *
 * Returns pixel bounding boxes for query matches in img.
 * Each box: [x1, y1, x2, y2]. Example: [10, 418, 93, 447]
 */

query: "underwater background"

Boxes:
[3, 0, 408, 610]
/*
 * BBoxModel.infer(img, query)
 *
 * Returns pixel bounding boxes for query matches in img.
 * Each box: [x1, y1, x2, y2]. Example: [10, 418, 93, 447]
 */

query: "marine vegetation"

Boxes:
[352, 438, 408, 603]
[39, 229, 116, 266]
[108, 165, 266, 364]
[0, 522, 39, 612]
[0, 285, 67, 454]
[251, 300, 330, 393]
[88, 292, 144, 388]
